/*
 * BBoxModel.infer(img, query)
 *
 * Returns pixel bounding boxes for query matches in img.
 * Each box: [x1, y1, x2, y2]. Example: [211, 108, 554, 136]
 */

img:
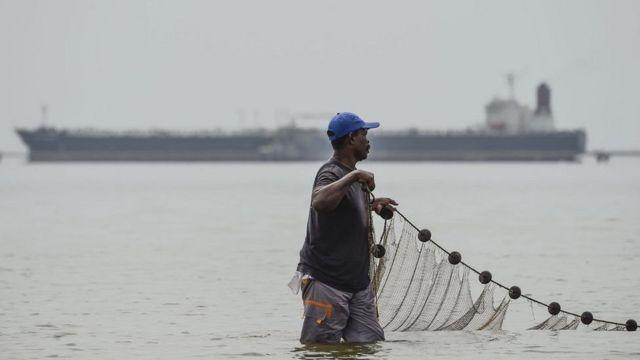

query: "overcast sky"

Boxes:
[1, 0, 639, 151]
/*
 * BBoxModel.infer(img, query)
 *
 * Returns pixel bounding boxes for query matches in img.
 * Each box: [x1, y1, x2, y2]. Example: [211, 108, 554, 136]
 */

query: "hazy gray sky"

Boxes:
[1, 0, 639, 151]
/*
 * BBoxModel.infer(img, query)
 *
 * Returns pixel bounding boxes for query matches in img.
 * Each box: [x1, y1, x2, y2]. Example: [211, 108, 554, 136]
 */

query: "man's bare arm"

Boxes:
[312, 170, 375, 212]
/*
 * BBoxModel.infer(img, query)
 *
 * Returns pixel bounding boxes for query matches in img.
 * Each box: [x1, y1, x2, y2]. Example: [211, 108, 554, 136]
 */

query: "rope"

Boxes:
[366, 189, 632, 328]
[365, 189, 377, 291]
[365, 188, 383, 319]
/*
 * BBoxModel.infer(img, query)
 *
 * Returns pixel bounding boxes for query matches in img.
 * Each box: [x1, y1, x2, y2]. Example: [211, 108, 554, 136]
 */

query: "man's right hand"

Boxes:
[350, 169, 375, 191]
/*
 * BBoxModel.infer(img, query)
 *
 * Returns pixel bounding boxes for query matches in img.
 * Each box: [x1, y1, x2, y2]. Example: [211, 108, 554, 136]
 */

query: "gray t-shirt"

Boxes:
[298, 158, 370, 293]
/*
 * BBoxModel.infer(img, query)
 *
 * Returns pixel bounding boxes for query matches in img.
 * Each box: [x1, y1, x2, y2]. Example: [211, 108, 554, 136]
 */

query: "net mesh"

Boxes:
[371, 215, 629, 332]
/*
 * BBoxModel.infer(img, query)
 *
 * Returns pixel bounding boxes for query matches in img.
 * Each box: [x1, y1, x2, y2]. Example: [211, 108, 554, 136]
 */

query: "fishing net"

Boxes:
[368, 213, 637, 332]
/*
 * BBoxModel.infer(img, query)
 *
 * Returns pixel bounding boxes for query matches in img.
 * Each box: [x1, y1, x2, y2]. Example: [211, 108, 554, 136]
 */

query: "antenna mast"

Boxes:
[41, 104, 49, 127]
[506, 73, 516, 100]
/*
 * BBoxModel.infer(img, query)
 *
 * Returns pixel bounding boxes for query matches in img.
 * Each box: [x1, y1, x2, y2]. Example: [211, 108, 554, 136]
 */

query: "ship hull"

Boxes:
[369, 151, 579, 162]
[369, 131, 586, 161]
[25, 151, 283, 162]
[16, 128, 586, 162]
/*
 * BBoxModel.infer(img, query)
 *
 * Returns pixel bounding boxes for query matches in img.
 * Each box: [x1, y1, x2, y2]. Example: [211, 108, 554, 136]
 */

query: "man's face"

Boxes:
[350, 129, 370, 161]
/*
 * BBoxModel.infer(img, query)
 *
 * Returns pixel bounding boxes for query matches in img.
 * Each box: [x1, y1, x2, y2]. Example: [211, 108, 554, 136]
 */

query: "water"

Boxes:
[1, 158, 639, 359]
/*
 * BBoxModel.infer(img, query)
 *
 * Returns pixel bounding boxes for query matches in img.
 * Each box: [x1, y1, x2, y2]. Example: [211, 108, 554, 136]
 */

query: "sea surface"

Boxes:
[1, 157, 639, 359]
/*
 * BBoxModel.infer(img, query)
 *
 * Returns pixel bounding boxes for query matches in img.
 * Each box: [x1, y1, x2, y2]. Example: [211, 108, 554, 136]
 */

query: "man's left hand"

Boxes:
[371, 197, 399, 214]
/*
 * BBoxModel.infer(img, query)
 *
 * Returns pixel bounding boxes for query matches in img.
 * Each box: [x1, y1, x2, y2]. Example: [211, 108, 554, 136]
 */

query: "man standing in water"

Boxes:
[294, 112, 397, 344]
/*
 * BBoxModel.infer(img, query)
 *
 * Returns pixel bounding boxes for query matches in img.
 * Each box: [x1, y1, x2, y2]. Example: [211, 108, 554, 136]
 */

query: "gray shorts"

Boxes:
[299, 278, 385, 344]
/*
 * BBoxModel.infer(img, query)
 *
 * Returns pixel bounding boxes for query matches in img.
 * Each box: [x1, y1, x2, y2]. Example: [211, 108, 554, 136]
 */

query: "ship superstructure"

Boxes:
[484, 76, 554, 134]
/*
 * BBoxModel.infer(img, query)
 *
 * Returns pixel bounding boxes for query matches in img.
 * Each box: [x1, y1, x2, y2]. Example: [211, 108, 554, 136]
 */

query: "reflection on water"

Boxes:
[293, 343, 385, 359]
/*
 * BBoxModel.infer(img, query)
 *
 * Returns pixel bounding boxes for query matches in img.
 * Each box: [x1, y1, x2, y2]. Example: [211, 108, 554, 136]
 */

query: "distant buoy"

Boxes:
[509, 286, 521, 299]
[479, 271, 492, 284]
[378, 206, 394, 220]
[626, 319, 637, 332]
[548, 302, 561, 315]
[418, 229, 431, 242]
[372, 244, 386, 258]
[580, 311, 593, 325]
[448, 251, 461, 265]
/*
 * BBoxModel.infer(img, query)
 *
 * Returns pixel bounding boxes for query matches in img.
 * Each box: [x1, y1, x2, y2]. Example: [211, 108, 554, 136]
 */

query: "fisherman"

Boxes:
[291, 112, 398, 344]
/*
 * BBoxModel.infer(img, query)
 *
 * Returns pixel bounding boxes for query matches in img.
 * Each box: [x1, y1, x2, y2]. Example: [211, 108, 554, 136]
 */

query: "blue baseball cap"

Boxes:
[327, 112, 380, 141]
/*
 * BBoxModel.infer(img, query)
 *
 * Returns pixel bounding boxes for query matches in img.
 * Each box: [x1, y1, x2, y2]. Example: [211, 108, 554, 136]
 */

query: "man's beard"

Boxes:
[357, 147, 370, 161]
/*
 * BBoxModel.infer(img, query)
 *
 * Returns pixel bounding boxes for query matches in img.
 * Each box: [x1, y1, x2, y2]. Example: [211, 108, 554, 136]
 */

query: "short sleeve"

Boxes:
[314, 166, 341, 188]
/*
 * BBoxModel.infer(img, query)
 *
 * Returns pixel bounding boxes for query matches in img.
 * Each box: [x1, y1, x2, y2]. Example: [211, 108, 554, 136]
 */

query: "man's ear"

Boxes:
[347, 132, 356, 145]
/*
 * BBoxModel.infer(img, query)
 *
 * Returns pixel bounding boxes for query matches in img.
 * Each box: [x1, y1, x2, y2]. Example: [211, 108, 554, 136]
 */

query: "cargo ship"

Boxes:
[16, 82, 586, 162]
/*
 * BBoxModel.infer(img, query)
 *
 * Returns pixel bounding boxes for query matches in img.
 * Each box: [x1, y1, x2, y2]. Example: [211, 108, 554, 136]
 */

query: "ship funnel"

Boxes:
[535, 83, 552, 116]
